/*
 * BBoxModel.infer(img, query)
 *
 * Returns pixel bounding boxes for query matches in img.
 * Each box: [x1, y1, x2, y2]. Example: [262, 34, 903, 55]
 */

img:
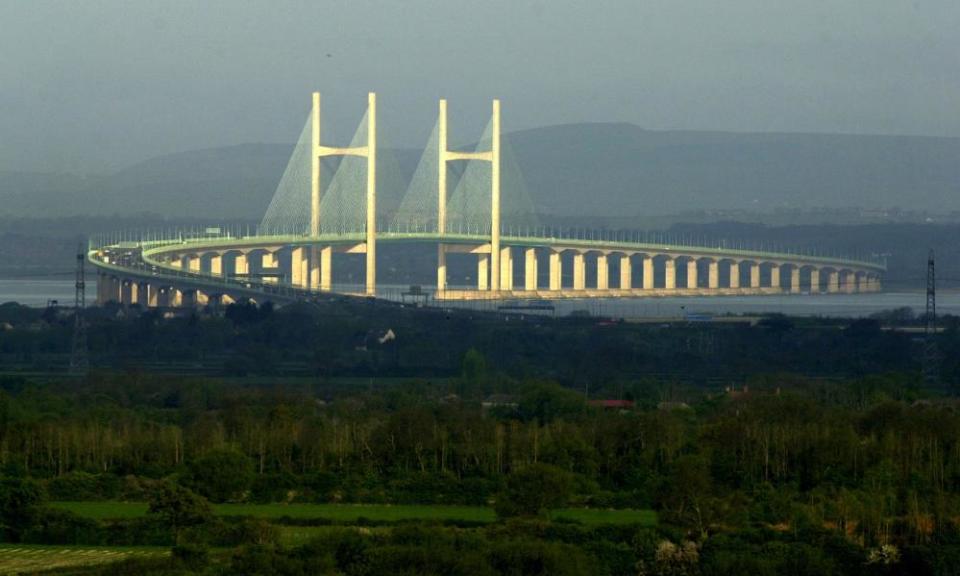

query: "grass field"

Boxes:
[0, 544, 166, 574]
[51, 502, 656, 527]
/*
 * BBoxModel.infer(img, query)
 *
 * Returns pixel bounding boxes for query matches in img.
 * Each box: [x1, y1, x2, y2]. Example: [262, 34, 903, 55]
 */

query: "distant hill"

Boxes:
[1, 124, 958, 221]
[506, 123, 960, 218]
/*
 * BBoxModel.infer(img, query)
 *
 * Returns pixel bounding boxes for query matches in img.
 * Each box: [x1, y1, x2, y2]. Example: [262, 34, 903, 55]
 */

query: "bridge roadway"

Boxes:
[90, 230, 885, 308]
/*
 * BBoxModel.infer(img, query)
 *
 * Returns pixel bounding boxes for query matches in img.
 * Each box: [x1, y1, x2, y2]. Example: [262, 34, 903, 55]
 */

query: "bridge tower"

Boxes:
[310, 92, 377, 295]
[436, 99, 501, 292]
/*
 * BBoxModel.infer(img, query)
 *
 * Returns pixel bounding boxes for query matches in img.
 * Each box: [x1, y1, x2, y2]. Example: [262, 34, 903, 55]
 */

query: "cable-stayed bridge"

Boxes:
[89, 92, 885, 309]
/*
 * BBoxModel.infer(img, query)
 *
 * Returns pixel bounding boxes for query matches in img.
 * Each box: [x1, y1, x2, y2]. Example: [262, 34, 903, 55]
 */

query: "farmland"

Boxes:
[0, 545, 166, 574]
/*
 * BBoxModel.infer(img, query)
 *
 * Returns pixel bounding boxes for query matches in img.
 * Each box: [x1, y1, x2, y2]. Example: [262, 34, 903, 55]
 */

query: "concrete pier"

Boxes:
[573, 252, 586, 290]
[687, 259, 698, 289]
[499, 246, 513, 291]
[478, 253, 490, 291]
[596, 254, 609, 290]
[525, 248, 538, 291]
[620, 254, 632, 290]
[708, 260, 719, 289]
[549, 250, 562, 291]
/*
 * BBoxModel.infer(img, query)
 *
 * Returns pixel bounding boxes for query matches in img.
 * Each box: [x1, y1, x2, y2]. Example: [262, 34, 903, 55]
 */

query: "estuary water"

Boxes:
[2, 279, 957, 319]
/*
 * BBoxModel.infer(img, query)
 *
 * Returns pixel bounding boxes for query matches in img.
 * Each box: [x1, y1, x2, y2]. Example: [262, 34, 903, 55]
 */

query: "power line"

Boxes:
[923, 249, 938, 388]
[69, 245, 89, 375]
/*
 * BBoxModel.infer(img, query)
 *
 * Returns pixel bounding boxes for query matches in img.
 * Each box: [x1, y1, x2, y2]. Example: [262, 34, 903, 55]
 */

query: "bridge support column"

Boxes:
[437, 245, 447, 293]
[234, 254, 249, 277]
[524, 248, 538, 291]
[686, 259, 698, 289]
[308, 247, 320, 290]
[499, 247, 513, 291]
[665, 258, 676, 290]
[477, 253, 490, 291]
[573, 252, 586, 290]
[827, 270, 839, 293]
[842, 271, 855, 293]
[791, 268, 801, 293]
[597, 254, 609, 290]
[620, 255, 632, 290]
[186, 256, 200, 273]
[770, 265, 781, 289]
[209, 254, 223, 276]
[111, 277, 121, 302]
[729, 261, 740, 289]
[291, 247, 307, 288]
[169, 258, 182, 270]
[169, 288, 183, 308]
[146, 284, 159, 307]
[127, 280, 140, 305]
[549, 250, 562, 290]
[749, 263, 760, 288]
[98, 273, 117, 305]
[642, 256, 653, 290]
[810, 268, 821, 293]
[320, 246, 332, 291]
[119, 280, 131, 306]
[708, 260, 719, 289]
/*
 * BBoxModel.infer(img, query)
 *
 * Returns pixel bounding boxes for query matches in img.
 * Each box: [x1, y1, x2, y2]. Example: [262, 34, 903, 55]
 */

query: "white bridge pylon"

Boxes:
[309, 92, 377, 295]
[306, 93, 503, 296]
[437, 99, 501, 292]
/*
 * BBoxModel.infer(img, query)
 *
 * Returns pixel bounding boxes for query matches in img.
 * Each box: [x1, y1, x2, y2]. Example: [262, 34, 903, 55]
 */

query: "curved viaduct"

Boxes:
[91, 229, 884, 308]
[89, 92, 885, 309]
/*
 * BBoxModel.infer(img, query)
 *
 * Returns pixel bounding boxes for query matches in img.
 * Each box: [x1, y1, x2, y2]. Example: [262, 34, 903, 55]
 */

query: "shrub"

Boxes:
[172, 542, 210, 571]
[495, 464, 574, 519]
[188, 449, 254, 502]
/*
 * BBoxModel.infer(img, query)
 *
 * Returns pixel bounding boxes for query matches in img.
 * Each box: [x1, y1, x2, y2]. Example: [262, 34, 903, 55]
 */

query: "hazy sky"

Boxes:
[1, 0, 957, 173]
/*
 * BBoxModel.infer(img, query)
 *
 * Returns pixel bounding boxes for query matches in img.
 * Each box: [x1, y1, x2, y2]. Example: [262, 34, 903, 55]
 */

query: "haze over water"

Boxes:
[7, 279, 949, 320]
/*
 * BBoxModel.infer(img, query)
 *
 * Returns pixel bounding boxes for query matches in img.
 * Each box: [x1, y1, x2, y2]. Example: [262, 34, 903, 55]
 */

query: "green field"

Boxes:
[0, 544, 166, 574]
[51, 501, 656, 527]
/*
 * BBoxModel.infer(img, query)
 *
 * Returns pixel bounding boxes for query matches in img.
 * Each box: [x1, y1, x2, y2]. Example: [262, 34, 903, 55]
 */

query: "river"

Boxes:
[2, 279, 957, 319]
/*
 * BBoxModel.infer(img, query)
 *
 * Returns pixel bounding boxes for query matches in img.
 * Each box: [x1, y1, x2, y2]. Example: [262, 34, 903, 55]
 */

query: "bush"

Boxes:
[188, 449, 254, 502]
[0, 476, 45, 542]
[46, 471, 122, 501]
[147, 482, 213, 544]
[251, 471, 299, 503]
[172, 542, 209, 571]
[495, 464, 574, 519]
[22, 508, 102, 545]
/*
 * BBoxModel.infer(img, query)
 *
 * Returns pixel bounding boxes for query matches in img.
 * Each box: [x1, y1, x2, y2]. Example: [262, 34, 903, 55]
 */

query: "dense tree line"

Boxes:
[2, 368, 959, 550]
[2, 301, 958, 388]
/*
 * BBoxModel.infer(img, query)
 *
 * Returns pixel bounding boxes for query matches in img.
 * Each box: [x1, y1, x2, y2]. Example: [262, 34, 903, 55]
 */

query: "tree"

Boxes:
[460, 348, 488, 399]
[188, 448, 254, 502]
[0, 477, 44, 541]
[516, 381, 585, 424]
[148, 482, 212, 544]
[495, 463, 574, 518]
